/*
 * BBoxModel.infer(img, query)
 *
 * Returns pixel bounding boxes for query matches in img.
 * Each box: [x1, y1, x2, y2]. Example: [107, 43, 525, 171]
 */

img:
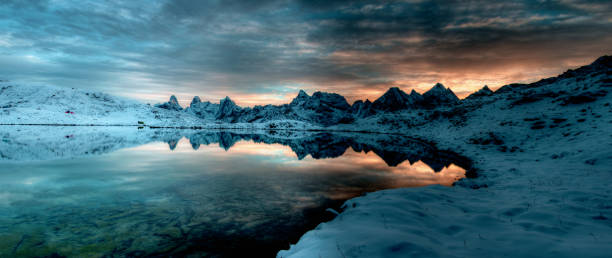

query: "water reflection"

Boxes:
[0, 126, 472, 257]
[176, 131, 470, 173]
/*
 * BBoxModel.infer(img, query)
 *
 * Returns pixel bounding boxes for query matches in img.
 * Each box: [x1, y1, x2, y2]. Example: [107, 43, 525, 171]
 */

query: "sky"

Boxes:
[1, 0, 611, 106]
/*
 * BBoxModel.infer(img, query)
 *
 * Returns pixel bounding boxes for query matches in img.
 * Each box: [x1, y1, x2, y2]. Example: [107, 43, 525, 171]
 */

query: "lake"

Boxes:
[0, 126, 470, 257]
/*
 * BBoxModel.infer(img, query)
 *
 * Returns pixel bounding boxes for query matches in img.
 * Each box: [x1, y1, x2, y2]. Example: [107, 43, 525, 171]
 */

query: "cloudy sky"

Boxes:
[1, 0, 611, 106]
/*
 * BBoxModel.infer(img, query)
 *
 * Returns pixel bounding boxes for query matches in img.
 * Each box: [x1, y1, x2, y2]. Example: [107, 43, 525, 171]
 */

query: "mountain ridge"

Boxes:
[153, 55, 610, 125]
[1, 55, 609, 127]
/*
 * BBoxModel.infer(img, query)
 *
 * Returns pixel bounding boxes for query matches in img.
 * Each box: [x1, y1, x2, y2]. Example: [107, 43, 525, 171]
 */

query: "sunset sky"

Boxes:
[1, 0, 611, 106]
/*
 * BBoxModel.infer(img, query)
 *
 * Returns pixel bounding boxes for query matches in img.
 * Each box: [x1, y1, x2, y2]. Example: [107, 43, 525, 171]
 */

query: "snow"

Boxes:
[0, 82, 201, 126]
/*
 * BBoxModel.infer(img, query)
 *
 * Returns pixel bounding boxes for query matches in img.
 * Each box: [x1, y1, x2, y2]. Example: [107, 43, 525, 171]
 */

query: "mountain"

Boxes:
[371, 87, 423, 112]
[289, 91, 353, 125]
[4, 55, 610, 128]
[465, 85, 493, 100]
[291, 91, 351, 111]
[155, 95, 183, 111]
[290, 90, 310, 106]
[216, 96, 242, 122]
[185, 96, 218, 120]
[350, 99, 375, 118]
[422, 83, 459, 107]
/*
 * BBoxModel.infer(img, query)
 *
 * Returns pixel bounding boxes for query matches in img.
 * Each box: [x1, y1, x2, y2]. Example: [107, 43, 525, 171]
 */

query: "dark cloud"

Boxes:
[0, 0, 611, 105]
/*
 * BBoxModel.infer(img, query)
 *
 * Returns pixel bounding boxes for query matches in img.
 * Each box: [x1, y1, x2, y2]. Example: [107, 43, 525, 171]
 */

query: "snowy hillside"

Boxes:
[0, 83, 205, 126]
[0, 82, 315, 130]
[278, 57, 612, 257]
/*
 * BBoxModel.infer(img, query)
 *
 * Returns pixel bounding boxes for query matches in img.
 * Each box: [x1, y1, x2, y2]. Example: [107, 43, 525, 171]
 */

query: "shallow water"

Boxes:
[0, 127, 467, 257]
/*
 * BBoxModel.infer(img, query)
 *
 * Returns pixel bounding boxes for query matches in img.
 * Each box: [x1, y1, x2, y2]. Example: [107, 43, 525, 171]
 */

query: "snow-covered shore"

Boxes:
[279, 59, 612, 257]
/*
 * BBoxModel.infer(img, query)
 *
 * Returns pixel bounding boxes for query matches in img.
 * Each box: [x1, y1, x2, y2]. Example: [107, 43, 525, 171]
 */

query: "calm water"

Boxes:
[0, 127, 468, 257]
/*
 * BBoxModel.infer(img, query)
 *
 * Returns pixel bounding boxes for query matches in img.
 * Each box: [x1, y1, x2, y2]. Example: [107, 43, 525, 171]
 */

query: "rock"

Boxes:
[215, 96, 242, 121]
[466, 85, 493, 99]
[422, 83, 459, 107]
[155, 95, 183, 111]
[296, 91, 351, 111]
[559, 90, 608, 105]
[290, 90, 310, 106]
[191, 96, 201, 105]
[351, 99, 375, 118]
[185, 96, 219, 119]
[289, 90, 352, 125]
[371, 87, 422, 112]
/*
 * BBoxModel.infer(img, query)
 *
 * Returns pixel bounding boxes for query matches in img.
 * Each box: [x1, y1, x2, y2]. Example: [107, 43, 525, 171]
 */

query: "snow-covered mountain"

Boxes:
[151, 83, 459, 124]
[371, 87, 423, 112]
[422, 82, 460, 107]
[154, 95, 183, 111]
[0, 83, 206, 126]
[184, 96, 218, 120]
[153, 83, 460, 123]
[465, 85, 493, 100]
[2, 55, 610, 130]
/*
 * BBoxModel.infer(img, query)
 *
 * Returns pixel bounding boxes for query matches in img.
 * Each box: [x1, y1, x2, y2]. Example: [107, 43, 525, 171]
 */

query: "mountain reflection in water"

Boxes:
[0, 127, 472, 257]
[181, 131, 471, 173]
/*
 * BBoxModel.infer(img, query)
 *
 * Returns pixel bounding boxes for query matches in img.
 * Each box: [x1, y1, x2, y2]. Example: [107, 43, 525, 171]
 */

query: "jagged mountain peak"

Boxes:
[297, 89, 308, 98]
[155, 94, 183, 111]
[310, 91, 351, 110]
[426, 83, 450, 93]
[386, 86, 404, 94]
[466, 85, 494, 100]
[433, 83, 445, 89]
[371, 86, 422, 111]
[379, 87, 409, 100]
[191, 96, 202, 105]
[422, 83, 459, 106]
[169, 95, 179, 105]
[220, 96, 234, 104]
[216, 96, 241, 121]
[186, 95, 218, 120]
[291, 89, 310, 106]
[474, 85, 493, 95]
